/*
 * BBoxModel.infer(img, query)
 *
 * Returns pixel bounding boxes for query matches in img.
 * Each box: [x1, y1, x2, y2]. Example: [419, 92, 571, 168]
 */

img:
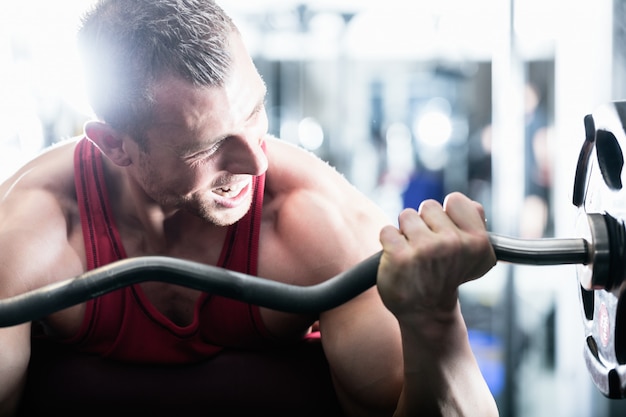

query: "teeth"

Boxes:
[214, 183, 243, 197]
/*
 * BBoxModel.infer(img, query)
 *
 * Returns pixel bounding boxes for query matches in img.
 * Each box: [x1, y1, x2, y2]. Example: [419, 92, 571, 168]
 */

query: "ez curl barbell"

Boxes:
[1, 101, 626, 399]
[0, 227, 602, 326]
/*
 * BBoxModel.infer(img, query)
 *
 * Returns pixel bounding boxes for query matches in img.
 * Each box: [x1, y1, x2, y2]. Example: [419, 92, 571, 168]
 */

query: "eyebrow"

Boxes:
[176, 139, 220, 158]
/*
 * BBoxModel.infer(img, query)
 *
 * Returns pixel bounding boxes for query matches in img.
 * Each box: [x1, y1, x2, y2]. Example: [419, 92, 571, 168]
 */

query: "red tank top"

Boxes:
[65, 138, 276, 363]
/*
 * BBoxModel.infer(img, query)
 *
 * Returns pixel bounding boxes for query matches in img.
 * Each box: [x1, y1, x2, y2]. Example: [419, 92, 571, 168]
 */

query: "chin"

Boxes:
[199, 202, 251, 227]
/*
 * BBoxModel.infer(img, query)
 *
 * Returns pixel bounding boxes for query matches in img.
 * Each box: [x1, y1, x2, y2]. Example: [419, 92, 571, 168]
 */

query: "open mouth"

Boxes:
[213, 181, 249, 199]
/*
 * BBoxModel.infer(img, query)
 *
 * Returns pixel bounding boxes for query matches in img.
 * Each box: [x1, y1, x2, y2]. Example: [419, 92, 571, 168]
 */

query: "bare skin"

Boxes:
[0, 32, 499, 417]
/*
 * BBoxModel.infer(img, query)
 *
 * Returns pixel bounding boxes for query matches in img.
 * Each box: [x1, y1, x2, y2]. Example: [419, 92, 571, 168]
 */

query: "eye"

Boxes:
[185, 138, 227, 162]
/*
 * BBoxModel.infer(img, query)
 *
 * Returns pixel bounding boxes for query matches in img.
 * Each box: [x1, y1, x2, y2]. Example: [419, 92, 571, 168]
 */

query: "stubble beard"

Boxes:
[162, 184, 254, 227]
[194, 193, 253, 227]
[137, 156, 253, 227]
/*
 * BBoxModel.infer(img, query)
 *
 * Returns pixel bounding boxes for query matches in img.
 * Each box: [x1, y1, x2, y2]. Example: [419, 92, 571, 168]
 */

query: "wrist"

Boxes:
[397, 301, 467, 345]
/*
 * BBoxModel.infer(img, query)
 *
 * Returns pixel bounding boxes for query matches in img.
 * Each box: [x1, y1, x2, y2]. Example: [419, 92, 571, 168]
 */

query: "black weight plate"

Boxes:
[577, 101, 626, 398]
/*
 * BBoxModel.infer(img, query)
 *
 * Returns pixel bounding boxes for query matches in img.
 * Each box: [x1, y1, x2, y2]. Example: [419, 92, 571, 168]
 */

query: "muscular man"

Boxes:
[0, 1, 499, 416]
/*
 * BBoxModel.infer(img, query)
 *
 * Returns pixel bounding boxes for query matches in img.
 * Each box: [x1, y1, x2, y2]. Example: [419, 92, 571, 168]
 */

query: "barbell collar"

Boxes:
[577, 212, 614, 291]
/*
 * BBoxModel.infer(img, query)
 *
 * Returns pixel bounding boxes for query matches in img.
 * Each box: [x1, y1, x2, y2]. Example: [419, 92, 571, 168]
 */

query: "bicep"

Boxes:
[269, 142, 402, 411]
[0, 188, 84, 293]
[0, 195, 78, 413]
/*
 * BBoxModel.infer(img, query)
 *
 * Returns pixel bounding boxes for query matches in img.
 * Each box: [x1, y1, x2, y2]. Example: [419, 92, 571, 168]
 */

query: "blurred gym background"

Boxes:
[1, 0, 625, 415]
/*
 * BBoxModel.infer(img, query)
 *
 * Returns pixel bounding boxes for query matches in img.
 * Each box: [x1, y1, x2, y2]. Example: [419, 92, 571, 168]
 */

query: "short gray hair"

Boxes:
[79, 0, 237, 137]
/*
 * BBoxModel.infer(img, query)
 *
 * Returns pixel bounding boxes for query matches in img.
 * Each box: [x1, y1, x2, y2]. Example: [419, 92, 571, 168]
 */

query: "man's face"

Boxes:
[125, 32, 269, 226]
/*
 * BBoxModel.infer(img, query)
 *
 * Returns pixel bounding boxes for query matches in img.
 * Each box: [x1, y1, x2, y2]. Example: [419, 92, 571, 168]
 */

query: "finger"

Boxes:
[379, 223, 416, 267]
[417, 199, 456, 233]
[397, 207, 434, 240]
[473, 201, 487, 226]
[379, 224, 407, 249]
[442, 192, 486, 231]
[380, 208, 431, 254]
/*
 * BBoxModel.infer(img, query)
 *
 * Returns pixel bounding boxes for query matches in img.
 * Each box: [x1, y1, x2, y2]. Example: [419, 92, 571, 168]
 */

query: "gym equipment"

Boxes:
[1, 101, 626, 398]
[0, 227, 603, 325]
[574, 101, 626, 398]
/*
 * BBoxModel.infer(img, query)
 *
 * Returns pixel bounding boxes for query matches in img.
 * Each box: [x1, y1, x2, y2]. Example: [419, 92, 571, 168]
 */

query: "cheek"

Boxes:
[137, 150, 218, 195]
[139, 158, 188, 192]
[185, 164, 219, 192]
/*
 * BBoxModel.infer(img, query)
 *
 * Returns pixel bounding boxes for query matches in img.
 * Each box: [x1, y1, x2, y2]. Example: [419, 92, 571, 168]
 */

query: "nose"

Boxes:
[222, 134, 268, 176]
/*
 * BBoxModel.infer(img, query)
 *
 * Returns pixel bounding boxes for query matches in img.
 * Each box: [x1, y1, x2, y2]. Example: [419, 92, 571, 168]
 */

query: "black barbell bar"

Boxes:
[0, 212, 611, 328]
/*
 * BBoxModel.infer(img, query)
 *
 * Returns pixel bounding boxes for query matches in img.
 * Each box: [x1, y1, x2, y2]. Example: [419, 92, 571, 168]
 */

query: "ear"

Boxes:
[84, 121, 132, 166]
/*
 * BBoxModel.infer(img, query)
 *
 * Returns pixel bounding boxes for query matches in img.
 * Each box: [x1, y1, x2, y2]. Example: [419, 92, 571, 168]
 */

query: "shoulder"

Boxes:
[0, 138, 85, 295]
[260, 137, 391, 285]
[0, 138, 79, 234]
[264, 137, 345, 189]
[0, 137, 79, 198]
[264, 136, 381, 214]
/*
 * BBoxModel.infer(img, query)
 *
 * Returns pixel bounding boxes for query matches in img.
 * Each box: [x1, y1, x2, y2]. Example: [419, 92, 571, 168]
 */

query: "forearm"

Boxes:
[393, 303, 499, 417]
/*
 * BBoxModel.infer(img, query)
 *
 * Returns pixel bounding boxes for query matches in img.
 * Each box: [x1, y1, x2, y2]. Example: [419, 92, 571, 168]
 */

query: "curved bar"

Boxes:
[0, 234, 593, 327]
[489, 234, 590, 265]
[0, 253, 382, 327]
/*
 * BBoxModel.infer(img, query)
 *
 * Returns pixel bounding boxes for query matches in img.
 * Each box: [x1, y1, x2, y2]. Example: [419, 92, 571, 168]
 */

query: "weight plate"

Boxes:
[577, 100, 626, 398]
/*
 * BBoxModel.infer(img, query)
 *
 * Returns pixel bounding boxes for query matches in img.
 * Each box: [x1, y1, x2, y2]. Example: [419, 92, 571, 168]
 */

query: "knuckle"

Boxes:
[418, 199, 442, 213]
